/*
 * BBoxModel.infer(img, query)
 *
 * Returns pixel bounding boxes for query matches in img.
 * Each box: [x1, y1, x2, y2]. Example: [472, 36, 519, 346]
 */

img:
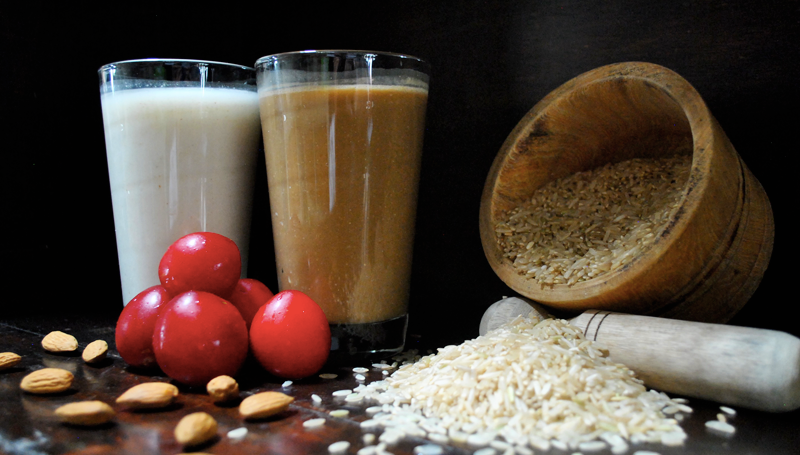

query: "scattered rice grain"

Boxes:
[428, 433, 449, 445]
[578, 441, 607, 452]
[330, 409, 350, 418]
[303, 418, 326, 429]
[328, 441, 350, 453]
[467, 432, 495, 447]
[345, 393, 364, 403]
[227, 427, 248, 439]
[361, 419, 380, 429]
[413, 444, 444, 455]
[660, 430, 687, 447]
[719, 406, 736, 417]
[705, 420, 736, 435]
[379, 429, 404, 445]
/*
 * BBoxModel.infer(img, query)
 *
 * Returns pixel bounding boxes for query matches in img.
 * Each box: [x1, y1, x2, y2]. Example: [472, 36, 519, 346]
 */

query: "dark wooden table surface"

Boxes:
[2, 314, 800, 455]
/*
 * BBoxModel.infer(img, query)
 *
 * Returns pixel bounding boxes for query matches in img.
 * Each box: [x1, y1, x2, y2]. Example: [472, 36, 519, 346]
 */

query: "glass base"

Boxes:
[326, 314, 408, 366]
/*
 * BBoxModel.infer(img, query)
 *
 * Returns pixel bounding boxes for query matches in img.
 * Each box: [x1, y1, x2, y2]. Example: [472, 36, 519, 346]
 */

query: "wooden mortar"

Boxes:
[479, 62, 774, 322]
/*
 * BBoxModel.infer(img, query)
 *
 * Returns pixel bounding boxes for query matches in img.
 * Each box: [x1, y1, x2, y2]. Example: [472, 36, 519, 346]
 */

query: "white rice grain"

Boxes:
[303, 418, 326, 429]
[705, 420, 736, 435]
[328, 441, 350, 453]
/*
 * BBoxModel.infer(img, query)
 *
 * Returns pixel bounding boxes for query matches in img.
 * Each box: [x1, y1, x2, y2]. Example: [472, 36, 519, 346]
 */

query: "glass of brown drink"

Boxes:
[255, 50, 430, 363]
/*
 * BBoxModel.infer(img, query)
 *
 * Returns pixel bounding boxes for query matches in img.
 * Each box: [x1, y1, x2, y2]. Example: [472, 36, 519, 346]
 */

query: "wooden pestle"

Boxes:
[479, 297, 800, 412]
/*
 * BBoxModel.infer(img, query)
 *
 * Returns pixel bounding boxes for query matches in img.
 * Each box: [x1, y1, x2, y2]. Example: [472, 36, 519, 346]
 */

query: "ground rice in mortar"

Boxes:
[495, 155, 691, 287]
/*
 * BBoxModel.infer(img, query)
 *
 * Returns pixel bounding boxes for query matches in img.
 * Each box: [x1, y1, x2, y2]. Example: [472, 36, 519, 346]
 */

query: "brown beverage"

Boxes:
[259, 85, 428, 327]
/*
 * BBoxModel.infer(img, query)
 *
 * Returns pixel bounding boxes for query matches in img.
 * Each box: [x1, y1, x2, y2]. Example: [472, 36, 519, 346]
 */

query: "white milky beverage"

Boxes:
[101, 87, 261, 304]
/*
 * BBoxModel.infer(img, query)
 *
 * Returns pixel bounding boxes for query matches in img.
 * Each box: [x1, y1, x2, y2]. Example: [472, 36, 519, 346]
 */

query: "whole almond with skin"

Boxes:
[20, 368, 74, 394]
[116, 382, 179, 409]
[82, 340, 108, 363]
[0, 352, 22, 370]
[42, 331, 79, 353]
[239, 391, 294, 419]
[55, 401, 115, 426]
[175, 412, 217, 446]
[206, 375, 239, 402]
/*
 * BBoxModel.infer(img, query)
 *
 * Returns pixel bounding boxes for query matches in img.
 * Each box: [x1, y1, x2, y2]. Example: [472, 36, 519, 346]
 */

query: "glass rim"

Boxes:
[98, 58, 255, 74]
[255, 50, 427, 67]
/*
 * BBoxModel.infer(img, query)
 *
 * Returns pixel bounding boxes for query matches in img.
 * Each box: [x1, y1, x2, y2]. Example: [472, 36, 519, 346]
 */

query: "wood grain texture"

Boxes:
[572, 311, 800, 413]
[480, 297, 800, 412]
[480, 62, 774, 322]
[4, 312, 800, 454]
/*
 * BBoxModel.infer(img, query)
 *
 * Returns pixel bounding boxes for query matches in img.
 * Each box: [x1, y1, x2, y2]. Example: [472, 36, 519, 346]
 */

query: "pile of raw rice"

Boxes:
[356, 313, 689, 454]
[495, 155, 691, 287]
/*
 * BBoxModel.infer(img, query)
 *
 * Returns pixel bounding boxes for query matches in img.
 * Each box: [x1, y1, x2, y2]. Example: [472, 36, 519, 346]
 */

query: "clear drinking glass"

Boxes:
[99, 59, 262, 305]
[255, 50, 430, 362]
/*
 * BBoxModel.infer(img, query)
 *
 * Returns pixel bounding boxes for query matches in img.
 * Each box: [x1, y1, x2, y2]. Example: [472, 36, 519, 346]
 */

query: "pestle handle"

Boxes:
[480, 297, 800, 412]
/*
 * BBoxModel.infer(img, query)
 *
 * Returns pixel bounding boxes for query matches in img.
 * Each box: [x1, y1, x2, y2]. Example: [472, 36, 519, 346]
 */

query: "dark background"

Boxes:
[2, 1, 798, 346]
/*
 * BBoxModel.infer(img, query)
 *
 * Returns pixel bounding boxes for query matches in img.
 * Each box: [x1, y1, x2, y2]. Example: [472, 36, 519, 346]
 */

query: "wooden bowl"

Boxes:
[479, 62, 774, 322]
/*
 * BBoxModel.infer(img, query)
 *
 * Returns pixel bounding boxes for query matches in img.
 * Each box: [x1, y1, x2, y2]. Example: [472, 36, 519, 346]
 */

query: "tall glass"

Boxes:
[256, 50, 430, 362]
[99, 59, 262, 305]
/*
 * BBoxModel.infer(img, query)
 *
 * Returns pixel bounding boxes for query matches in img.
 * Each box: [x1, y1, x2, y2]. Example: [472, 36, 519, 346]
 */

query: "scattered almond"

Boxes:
[82, 340, 108, 364]
[20, 368, 74, 394]
[175, 412, 218, 446]
[116, 382, 179, 409]
[0, 352, 22, 371]
[55, 401, 115, 426]
[42, 331, 79, 353]
[207, 375, 239, 402]
[239, 391, 294, 419]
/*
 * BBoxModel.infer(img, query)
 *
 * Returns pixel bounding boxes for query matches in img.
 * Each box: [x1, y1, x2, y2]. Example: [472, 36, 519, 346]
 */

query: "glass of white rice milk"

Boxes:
[98, 59, 262, 305]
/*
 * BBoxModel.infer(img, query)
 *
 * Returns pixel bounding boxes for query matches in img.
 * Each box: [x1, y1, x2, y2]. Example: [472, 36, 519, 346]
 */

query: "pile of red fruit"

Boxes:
[115, 232, 331, 386]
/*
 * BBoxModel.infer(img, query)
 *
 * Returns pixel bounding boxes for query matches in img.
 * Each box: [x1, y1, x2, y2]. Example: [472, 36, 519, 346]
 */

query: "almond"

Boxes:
[116, 382, 179, 409]
[0, 352, 22, 371]
[42, 331, 78, 353]
[206, 375, 239, 402]
[82, 340, 108, 364]
[55, 401, 115, 426]
[239, 391, 294, 419]
[175, 412, 217, 446]
[20, 368, 74, 394]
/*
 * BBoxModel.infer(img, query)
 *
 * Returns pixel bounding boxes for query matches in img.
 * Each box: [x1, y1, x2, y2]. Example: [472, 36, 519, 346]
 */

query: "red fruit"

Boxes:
[152, 291, 248, 386]
[158, 232, 241, 298]
[115, 285, 170, 368]
[249, 290, 331, 379]
[228, 278, 275, 329]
